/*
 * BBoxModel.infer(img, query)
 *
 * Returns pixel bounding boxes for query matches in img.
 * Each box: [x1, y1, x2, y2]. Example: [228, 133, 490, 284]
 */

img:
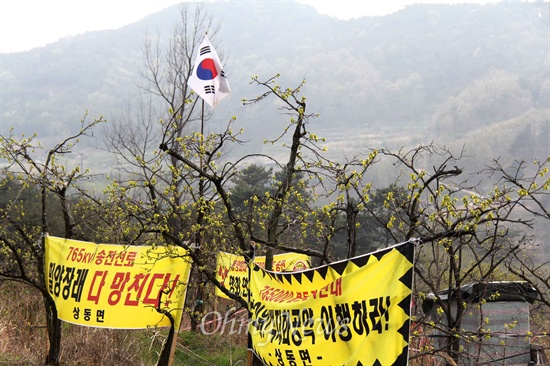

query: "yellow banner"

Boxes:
[215, 251, 310, 299]
[248, 241, 414, 366]
[44, 236, 192, 329]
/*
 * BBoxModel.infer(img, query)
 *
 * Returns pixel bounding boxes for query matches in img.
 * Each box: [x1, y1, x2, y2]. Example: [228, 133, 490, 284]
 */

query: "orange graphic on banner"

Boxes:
[215, 251, 310, 300]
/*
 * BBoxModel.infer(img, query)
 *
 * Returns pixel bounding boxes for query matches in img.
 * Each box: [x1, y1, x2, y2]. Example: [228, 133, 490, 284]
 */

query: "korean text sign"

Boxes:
[215, 251, 310, 299]
[45, 236, 191, 329]
[248, 242, 414, 366]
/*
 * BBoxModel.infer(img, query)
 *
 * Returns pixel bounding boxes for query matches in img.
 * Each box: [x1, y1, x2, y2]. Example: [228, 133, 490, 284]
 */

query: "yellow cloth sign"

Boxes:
[45, 236, 192, 329]
[215, 251, 310, 299]
[248, 241, 414, 366]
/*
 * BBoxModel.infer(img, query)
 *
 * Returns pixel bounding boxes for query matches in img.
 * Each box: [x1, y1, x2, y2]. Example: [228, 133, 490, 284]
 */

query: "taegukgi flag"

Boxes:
[187, 34, 231, 109]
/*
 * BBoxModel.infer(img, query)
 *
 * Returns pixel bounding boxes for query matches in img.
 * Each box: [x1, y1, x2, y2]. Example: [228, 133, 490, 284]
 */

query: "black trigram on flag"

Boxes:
[221, 70, 227, 78]
[199, 46, 211, 56]
[187, 34, 231, 109]
[204, 85, 215, 94]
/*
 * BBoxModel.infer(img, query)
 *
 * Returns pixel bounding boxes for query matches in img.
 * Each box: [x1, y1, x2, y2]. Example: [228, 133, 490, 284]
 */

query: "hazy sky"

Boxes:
[0, 0, 506, 53]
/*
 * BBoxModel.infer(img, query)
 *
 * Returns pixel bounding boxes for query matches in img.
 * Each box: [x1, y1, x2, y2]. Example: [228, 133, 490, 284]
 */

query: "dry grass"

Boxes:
[0, 280, 48, 365]
[0, 281, 157, 365]
[0, 281, 248, 366]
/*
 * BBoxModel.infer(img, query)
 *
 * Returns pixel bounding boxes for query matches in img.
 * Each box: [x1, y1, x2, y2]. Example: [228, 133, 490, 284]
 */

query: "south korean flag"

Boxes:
[187, 34, 231, 109]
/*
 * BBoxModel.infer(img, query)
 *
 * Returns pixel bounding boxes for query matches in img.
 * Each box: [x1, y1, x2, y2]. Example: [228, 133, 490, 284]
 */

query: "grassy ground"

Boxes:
[173, 331, 248, 365]
[0, 281, 247, 365]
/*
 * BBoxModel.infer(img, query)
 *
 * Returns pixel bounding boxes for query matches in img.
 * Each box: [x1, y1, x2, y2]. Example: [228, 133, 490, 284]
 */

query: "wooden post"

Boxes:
[166, 328, 178, 366]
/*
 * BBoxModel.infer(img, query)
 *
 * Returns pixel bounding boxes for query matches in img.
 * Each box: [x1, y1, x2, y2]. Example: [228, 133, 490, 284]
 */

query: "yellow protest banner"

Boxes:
[248, 241, 414, 366]
[215, 251, 310, 299]
[44, 236, 192, 329]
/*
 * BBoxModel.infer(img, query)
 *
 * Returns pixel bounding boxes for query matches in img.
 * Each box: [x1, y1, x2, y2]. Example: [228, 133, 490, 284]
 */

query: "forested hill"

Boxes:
[1, 1, 548, 167]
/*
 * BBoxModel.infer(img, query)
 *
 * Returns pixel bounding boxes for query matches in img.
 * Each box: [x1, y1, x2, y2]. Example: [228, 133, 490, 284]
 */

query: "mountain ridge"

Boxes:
[1, 1, 548, 167]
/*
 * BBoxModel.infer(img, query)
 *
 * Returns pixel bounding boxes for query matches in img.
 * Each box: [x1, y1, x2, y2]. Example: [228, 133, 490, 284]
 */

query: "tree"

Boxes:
[230, 164, 273, 214]
[104, 4, 237, 337]
[354, 184, 409, 253]
[155, 73, 323, 268]
[490, 157, 550, 339]
[240, 76, 318, 270]
[0, 115, 105, 366]
[430, 70, 533, 138]
[302, 152, 378, 260]
[371, 144, 548, 364]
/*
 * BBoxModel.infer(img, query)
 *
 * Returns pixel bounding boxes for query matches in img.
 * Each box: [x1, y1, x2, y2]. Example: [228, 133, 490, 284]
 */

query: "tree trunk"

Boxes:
[346, 202, 358, 258]
[44, 296, 61, 366]
[189, 263, 203, 331]
[264, 246, 274, 271]
[157, 312, 175, 366]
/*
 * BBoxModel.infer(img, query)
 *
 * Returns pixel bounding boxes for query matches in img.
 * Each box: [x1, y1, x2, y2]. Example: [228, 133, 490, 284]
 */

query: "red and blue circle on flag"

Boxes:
[196, 59, 218, 80]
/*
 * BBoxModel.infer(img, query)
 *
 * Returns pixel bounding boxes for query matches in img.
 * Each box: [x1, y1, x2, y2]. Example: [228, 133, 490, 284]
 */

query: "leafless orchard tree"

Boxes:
[371, 145, 549, 364]
[0, 116, 105, 366]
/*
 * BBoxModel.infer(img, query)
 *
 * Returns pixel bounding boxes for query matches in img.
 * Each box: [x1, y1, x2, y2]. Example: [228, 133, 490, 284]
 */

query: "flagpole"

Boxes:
[185, 32, 233, 359]
[247, 241, 255, 366]
[168, 101, 206, 366]
[197, 98, 205, 317]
